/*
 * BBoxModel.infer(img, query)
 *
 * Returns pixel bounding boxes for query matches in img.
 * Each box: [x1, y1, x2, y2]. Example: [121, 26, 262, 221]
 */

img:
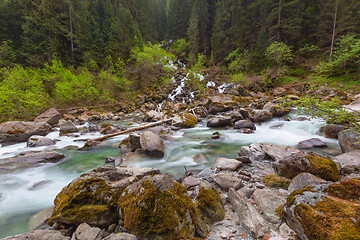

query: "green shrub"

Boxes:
[266, 42, 293, 67]
[0, 65, 49, 121]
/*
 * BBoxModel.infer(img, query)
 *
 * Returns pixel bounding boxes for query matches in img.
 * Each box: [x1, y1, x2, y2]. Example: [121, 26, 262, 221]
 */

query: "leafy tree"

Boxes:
[266, 41, 293, 67]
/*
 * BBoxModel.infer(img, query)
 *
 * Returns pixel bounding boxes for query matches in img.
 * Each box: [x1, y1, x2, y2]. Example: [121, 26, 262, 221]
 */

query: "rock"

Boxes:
[238, 143, 267, 162]
[181, 176, 201, 189]
[318, 124, 345, 139]
[237, 128, 254, 134]
[298, 138, 327, 148]
[27, 135, 55, 147]
[338, 129, 360, 153]
[263, 174, 291, 189]
[103, 233, 138, 240]
[207, 116, 232, 128]
[272, 151, 340, 182]
[273, 87, 288, 96]
[197, 168, 216, 182]
[228, 188, 269, 239]
[213, 173, 243, 191]
[288, 173, 327, 193]
[252, 188, 286, 224]
[249, 109, 272, 123]
[213, 158, 243, 171]
[224, 110, 244, 122]
[282, 179, 360, 240]
[333, 150, 360, 175]
[261, 144, 301, 162]
[144, 110, 162, 122]
[59, 120, 79, 134]
[172, 112, 198, 128]
[105, 156, 115, 164]
[234, 120, 256, 130]
[211, 132, 221, 139]
[118, 174, 197, 240]
[34, 108, 62, 126]
[2, 230, 70, 240]
[75, 223, 102, 240]
[0, 151, 65, 167]
[129, 133, 141, 151]
[263, 102, 290, 117]
[0, 121, 51, 143]
[205, 95, 238, 114]
[195, 187, 225, 238]
[140, 131, 165, 158]
[346, 99, 360, 112]
[29, 206, 54, 231]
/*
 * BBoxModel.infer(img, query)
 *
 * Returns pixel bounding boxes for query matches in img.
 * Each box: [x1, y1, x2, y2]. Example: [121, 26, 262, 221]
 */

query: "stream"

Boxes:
[0, 114, 341, 238]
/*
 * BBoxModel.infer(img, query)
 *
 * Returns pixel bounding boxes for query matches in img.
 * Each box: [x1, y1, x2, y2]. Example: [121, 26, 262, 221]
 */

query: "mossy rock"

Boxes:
[172, 112, 198, 128]
[118, 175, 197, 240]
[283, 180, 360, 240]
[47, 177, 121, 227]
[304, 153, 340, 182]
[195, 187, 225, 238]
[263, 174, 291, 189]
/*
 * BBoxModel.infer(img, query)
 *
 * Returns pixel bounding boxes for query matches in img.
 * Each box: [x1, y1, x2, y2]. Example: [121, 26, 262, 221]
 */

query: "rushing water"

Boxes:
[0, 113, 341, 238]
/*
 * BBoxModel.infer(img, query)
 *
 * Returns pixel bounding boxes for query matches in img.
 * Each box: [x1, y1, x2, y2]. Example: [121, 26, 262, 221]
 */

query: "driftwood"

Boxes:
[84, 119, 172, 147]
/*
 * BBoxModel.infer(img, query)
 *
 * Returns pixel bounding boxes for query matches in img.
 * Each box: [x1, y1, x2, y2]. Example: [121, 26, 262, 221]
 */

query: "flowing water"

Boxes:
[0, 113, 341, 238]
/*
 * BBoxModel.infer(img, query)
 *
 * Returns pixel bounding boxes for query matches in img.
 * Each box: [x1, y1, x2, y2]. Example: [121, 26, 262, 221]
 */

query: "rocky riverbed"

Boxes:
[1, 77, 360, 240]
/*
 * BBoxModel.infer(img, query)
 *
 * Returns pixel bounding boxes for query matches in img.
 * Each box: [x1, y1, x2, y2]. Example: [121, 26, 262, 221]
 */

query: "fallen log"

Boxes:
[84, 118, 172, 147]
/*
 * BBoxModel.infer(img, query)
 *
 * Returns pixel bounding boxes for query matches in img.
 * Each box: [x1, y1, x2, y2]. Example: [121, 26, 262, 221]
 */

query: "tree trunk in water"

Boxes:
[330, 0, 339, 59]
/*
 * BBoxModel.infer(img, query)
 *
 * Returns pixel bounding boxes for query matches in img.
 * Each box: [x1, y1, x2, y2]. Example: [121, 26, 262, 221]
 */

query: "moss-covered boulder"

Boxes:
[273, 151, 340, 182]
[172, 112, 198, 128]
[282, 179, 360, 240]
[263, 174, 291, 189]
[195, 187, 225, 237]
[205, 95, 250, 114]
[47, 176, 120, 228]
[118, 174, 198, 240]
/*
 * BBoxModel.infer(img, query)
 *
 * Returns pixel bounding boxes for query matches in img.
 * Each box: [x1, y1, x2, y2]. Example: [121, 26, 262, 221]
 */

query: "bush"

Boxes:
[0, 65, 49, 121]
[226, 49, 253, 73]
[266, 42, 293, 67]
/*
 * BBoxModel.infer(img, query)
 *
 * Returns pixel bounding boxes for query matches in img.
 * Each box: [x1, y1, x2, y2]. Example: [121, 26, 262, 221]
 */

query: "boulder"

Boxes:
[338, 129, 360, 153]
[261, 144, 301, 162]
[263, 174, 290, 189]
[0, 121, 51, 143]
[298, 138, 327, 148]
[249, 109, 273, 123]
[140, 131, 165, 158]
[212, 158, 242, 171]
[118, 174, 197, 240]
[234, 120, 256, 130]
[213, 173, 243, 191]
[282, 179, 360, 240]
[59, 120, 79, 134]
[272, 151, 340, 181]
[181, 176, 201, 189]
[205, 95, 238, 114]
[238, 143, 267, 162]
[252, 188, 287, 224]
[194, 187, 225, 238]
[228, 188, 269, 239]
[27, 135, 55, 147]
[346, 99, 360, 112]
[75, 223, 102, 240]
[2, 230, 70, 240]
[103, 233, 138, 240]
[34, 108, 62, 126]
[318, 124, 345, 139]
[172, 112, 198, 128]
[129, 133, 141, 152]
[288, 173, 327, 193]
[144, 110, 162, 122]
[333, 150, 360, 175]
[263, 102, 290, 117]
[206, 116, 232, 128]
[0, 151, 65, 167]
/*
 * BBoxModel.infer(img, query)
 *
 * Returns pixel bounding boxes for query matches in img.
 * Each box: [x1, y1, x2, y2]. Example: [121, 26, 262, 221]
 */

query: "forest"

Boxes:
[0, 0, 360, 121]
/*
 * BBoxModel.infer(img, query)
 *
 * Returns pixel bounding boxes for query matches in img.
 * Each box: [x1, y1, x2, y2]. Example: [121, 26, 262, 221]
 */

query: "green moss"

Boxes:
[119, 180, 197, 240]
[325, 179, 360, 204]
[285, 187, 317, 207]
[294, 197, 360, 240]
[7, 128, 26, 134]
[196, 187, 225, 222]
[305, 153, 340, 182]
[47, 177, 121, 227]
[178, 112, 198, 128]
[263, 174, 291, 189]
[100, 125, 112, 134]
